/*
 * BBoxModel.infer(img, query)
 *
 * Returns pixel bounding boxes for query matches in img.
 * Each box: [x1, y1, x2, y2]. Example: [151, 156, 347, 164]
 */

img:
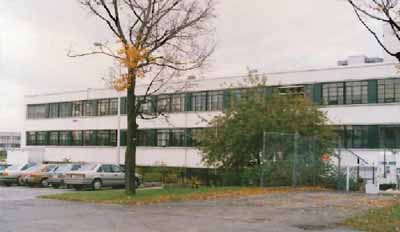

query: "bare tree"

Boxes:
[347, 0, 400, 62]
[71, 0, 216, 194]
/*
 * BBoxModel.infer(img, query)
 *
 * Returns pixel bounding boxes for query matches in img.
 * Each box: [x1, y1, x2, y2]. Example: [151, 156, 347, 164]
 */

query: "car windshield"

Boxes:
[0, 165, 8, 171]
[7, 164, 30, 171]
[79, 163, 98, 171]
[25, 165, 42, 172]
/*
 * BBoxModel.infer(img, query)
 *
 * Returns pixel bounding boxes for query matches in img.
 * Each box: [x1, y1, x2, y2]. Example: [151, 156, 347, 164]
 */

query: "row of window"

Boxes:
[26, 129, 203, 147]
[335, 125, 400, 149]
[26, 125, 400, 149]
[28, 99, 119, 119]
[27, 78, 400, 119]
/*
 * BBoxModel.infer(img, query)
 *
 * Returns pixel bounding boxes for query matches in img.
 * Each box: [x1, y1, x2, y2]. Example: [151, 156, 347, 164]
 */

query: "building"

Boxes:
[0, 132, 21, 160]
[16, 59, 400, 170]
[0, 132, 21, 150]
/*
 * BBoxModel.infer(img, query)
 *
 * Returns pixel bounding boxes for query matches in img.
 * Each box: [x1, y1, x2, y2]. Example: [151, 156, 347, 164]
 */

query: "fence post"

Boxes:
[260, 131, 266, 187]
[346, 166, 350, 192]
[292, 133, 299, 187]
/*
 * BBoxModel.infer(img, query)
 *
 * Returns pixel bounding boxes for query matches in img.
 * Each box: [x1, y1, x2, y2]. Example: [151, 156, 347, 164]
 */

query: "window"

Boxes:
[120, 97, 127, 115]
[36, 132, 47, 145]
[379, 126, 400, 148]
[171, 94, 185, 112]
[83, 100, 97, 116]
[346, 126, 368, 148]
[48, 103, 59, 118]
[171, 129, 185, 146]
[345, 81, 368, 104]
[378, 79, 400, 103]
[59, 131, 72, 145]
[157, 95, 171, 113]
[109, 98, 118, 115]
[110, 130, 117, 146]
[157, 129, 170, 147]
[191, 128, 204, 146]
[27, 104, 48, 119]
[27, 132, 36, 145]
[322, 83, 344, 105]
[333, 126, 345, 148]
[96, 130, 110, 146]
[83, 131, 96, 145]
[72, 101, 84, 117]
[207, 91, 224, 111]
[192, 92, 207, 111]
[97, 99, 110, 116]
[49, 131, 59, 145]
[71, 131, 83, 146]
[59, 102, 72, 118]
[278, 86, 304, 96]
[137, 96, 154, 114]
[137, 130, 156, 146]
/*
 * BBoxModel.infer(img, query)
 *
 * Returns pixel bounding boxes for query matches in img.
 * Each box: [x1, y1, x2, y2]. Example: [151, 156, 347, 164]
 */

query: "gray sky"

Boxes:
[0, 0, 383, 132]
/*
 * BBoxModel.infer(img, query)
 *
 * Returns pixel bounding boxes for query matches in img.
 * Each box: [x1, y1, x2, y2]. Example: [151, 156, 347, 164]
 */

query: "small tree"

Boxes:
[196, 80, 335, 185]
[72, 0, 216, 194]
[347, 0, 400, 62]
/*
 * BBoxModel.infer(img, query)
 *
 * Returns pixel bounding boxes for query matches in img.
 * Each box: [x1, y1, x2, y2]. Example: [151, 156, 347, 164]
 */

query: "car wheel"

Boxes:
[134, 177, 140, 188]
[17, 177, 24, 186]
[92, 179, 102, 191]
[41, 178, 49, 188]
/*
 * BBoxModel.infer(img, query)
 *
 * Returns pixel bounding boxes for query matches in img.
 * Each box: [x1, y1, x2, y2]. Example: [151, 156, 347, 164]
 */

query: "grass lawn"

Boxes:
[40, 186, 323, 205]
[344, 202, 400, 232]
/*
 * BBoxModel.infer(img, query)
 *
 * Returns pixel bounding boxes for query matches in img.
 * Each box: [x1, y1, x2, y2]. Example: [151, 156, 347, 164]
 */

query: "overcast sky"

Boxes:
[0, 0, 383, 132]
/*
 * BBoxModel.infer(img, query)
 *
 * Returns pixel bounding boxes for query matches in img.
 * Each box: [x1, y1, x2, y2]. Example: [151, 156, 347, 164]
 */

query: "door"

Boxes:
[97, 165, 114, 186]
[111, 165, 125, 186]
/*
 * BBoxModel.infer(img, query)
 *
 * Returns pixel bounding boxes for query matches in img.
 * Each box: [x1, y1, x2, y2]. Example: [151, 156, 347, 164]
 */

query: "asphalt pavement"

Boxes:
[0, 186, 364, 232]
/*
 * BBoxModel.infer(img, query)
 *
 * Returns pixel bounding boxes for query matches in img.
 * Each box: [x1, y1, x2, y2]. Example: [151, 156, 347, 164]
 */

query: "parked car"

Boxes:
[64, 163, 141, 190]
[48, 163, 83, 188]
[0, 163, 36, 186]
[21, 164, 58, 187]
[0, 163, 10, 172]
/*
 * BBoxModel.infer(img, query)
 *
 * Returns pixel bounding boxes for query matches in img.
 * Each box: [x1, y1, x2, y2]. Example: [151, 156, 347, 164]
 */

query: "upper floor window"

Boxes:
[157, 95, 171, 113]
[207, 91, 224, 111]
[27, 104, 48, 119]
[378, 79, 400, 103]
[171, 94, 185, 112]
[48, 103, 59, 118]
[345, 81, 368, 104]
[322, 83, 344, 105]
[73, 101, 84, 117]
[84, 100, 97, 116]
[109, 98, 118, 115]
[26, 132, 36, 145]
[59, 102, 72, 118]
[97, 99, 110, 116]
[192, 92, 207, 112]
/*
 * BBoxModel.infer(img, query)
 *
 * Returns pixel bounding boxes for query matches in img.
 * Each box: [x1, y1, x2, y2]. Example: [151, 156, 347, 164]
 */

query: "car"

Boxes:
[48, 163, 83, 188]
[0, 163, 10, 172]
[64, 163, 141, 190]
[0, 163, 36, 186]
[21, 164, 58, 187]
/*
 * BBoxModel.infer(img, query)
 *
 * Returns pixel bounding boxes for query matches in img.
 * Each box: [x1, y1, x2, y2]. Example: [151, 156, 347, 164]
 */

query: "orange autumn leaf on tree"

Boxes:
[112, 43, 153, 91]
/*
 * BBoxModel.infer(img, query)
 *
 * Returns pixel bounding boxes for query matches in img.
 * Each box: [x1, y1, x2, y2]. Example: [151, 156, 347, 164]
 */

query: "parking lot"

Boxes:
[1, 186, 398, 232]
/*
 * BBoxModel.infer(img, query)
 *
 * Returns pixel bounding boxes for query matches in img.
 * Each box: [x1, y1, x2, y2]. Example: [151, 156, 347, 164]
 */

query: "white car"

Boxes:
[64, 163, 141, 190]
[0, 163, 36, 186]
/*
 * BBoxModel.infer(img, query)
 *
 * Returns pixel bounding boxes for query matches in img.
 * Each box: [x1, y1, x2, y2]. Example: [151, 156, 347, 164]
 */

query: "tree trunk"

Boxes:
[125, 68, 137, 195]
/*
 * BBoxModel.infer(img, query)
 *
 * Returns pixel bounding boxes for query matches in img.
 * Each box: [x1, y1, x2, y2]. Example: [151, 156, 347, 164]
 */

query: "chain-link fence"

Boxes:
[198, 132, 336, 188]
